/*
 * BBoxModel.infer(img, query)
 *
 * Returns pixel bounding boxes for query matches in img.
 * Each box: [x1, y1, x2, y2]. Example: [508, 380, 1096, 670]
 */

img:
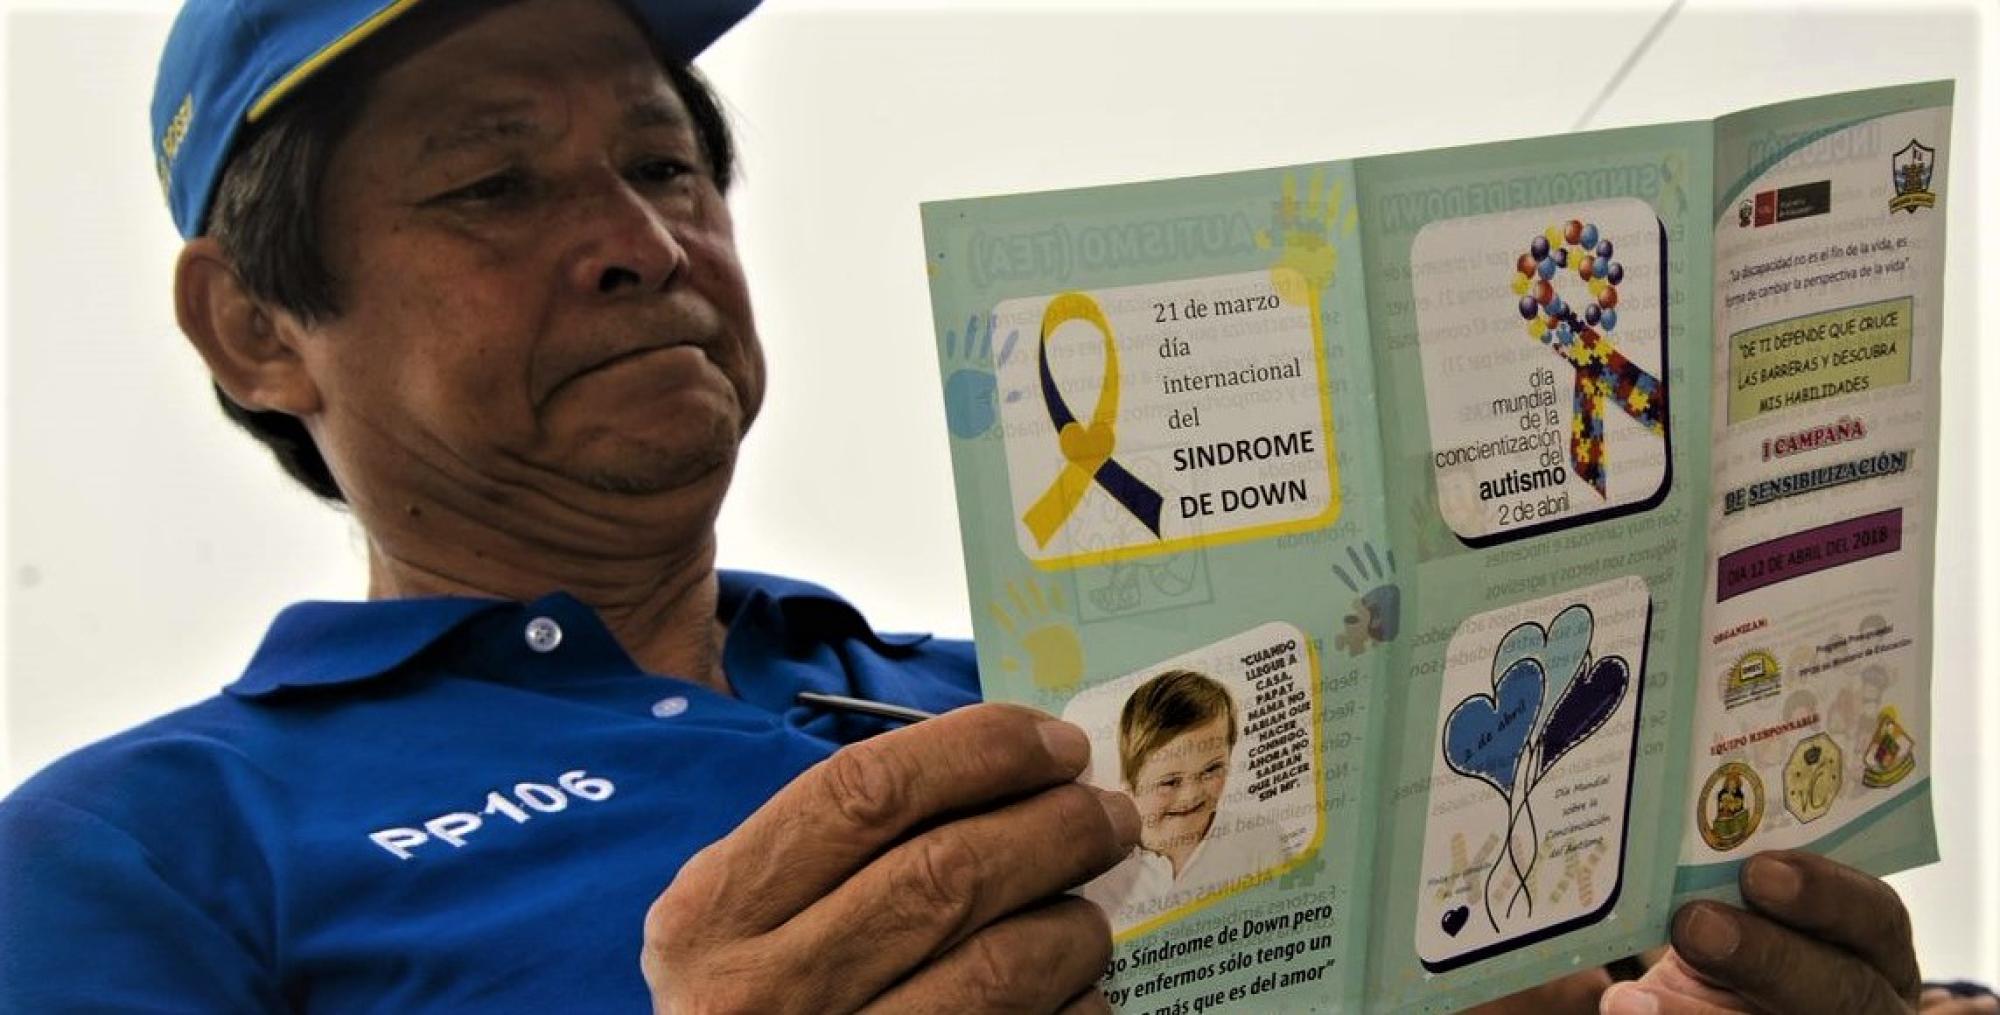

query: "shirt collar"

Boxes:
[225, 570, 929, 699]
[1133, 840, 1207, 882]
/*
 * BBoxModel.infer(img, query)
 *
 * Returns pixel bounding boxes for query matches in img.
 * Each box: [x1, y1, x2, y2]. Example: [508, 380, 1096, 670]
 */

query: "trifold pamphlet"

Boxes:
[921, 81, 1950, 1012]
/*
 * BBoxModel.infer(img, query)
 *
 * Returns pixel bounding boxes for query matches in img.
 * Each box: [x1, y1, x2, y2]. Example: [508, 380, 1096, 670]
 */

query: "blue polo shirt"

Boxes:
[0, 571, 979, 1013]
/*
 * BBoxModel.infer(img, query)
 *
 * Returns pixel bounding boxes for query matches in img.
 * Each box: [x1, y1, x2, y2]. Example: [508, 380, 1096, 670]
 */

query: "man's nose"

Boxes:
[565, 171, 687, 297]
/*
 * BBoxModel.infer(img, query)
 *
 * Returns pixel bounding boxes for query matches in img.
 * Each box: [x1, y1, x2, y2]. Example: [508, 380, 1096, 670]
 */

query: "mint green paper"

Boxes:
[920, 81, 1949, 1013]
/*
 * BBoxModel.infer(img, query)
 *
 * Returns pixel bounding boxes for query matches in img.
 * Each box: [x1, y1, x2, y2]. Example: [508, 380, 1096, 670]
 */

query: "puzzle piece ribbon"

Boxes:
[1021, 293, 1165, 548]
[1545, 323, 1668, 496]
[1514, 221, 1668, 497]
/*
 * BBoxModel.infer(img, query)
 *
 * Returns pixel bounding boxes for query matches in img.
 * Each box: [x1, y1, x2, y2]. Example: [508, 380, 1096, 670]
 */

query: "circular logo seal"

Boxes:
[1697, 760, 1764, 851]
[1720, 649, 1782, 710]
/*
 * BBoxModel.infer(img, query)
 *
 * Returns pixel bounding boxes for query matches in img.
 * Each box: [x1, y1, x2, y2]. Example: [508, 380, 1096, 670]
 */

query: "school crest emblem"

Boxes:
[1889, 140, 1937, 213]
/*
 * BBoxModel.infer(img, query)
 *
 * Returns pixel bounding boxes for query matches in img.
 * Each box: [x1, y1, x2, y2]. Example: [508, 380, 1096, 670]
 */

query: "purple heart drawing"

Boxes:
[1441, 905, 1470, 937]
[1537, 654, 1630, 780]
[1443, 657, 1545, 802]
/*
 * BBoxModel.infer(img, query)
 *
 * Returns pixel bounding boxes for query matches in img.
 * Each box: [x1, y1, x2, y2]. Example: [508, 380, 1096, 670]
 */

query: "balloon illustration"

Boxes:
[1443, 657, 1545, 802]
[1441, 603, 1632, 933]
[1538, 655, 1631, 780]
[1491, 605, 1594, 710]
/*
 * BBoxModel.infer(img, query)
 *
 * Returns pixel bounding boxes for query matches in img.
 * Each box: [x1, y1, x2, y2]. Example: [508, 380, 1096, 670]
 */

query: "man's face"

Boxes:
[1129, 716, 1232, 857]
[299, 0, 762, 511]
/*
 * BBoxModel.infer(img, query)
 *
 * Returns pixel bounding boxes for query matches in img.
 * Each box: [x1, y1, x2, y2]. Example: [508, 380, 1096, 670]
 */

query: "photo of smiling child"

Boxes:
[1068, 625, 1320, 936]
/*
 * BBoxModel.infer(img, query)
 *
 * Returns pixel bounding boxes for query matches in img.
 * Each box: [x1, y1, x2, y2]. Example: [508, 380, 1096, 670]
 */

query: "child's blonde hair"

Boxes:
[1117, 669, 1238, 788]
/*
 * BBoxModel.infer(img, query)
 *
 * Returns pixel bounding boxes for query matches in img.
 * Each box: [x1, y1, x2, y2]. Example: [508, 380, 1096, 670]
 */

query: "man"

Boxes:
[0, 1, 1973, 1012]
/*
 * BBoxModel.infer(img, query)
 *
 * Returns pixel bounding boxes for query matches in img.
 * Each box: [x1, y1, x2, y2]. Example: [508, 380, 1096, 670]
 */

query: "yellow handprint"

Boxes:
[990, 579, 1084, 694]
[1256, 169, 1358, 306]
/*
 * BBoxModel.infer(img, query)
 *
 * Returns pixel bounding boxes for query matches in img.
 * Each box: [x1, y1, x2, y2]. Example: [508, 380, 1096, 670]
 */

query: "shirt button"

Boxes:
[651, 696, 690, 719]
[524, 616, 564, 653]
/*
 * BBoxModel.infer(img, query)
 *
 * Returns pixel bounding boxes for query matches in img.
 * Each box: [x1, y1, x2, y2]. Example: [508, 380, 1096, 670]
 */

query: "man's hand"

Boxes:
[1468, 967, 1613, 1014]
[642, 704, 1141, 1014]
[1600, 851, 1932, 1013]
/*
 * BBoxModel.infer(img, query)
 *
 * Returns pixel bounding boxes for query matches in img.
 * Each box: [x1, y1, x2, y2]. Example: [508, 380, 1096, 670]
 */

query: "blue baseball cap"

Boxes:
[151, 0, 761, 239]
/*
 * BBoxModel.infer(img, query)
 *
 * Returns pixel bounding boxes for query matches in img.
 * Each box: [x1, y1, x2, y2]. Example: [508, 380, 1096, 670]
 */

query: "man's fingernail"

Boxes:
[1679, 905, 1741, 962]
[1096, 787, 1141, 843]
[1039, 720, 1091, 770]
[1746, 855, 1803, 905]
[1601, 983, 1659, 1015]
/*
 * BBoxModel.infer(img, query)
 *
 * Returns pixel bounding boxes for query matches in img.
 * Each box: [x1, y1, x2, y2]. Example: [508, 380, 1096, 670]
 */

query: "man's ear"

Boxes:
[174, 237, 324, 417]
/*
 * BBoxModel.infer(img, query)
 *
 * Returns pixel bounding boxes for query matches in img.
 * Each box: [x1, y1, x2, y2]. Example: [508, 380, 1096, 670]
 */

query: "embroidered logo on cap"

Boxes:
[157, 93, 195, 196]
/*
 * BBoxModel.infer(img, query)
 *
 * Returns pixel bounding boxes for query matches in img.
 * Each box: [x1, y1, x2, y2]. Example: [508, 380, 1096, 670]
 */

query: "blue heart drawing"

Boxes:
[1537, 654, 1631, 780]
[1492, 605, 1595, 713]
[1441, 905, 1470, 937]
[1443, 657, 1545, 802]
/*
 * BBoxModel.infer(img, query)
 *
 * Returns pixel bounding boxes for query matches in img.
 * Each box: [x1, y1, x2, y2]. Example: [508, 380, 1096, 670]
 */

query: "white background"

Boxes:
[2, 0, 1994, 984]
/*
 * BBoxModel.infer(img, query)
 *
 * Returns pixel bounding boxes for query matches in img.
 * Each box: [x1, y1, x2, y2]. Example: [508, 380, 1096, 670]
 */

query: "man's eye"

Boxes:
[629, 158, 695, 186]
[435, 170, 530, 205]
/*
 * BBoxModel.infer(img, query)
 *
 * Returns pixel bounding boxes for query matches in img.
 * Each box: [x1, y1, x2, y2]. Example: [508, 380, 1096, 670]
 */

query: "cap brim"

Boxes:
[247, 0, 427, 122]
[246, 0, 758, 124]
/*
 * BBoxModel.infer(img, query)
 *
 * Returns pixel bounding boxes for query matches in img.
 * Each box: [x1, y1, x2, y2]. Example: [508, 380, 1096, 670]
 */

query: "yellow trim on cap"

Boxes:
[246, 0, 429, 123]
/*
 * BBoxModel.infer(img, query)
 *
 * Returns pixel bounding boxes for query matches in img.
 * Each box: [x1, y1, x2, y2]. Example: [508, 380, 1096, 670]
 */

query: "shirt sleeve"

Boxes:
[0, 795, 283, 1013]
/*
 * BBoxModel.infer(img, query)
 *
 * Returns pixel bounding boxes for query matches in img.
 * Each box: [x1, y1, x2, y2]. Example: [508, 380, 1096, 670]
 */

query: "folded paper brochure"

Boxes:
[922, 81, 1949, 1012]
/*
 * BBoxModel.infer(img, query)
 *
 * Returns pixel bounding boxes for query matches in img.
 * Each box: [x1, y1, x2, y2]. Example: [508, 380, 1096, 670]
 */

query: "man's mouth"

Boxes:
[539, 341, 708, 406]
[590, 343, 692, 374]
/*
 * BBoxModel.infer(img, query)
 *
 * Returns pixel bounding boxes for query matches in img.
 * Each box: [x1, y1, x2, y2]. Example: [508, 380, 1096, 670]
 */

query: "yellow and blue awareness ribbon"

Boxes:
[1021, 293, 1165, 549]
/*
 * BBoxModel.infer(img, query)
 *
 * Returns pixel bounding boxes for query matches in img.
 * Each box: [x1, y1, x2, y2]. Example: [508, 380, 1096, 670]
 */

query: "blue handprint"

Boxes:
[1332, 541, 1400, 656]
[939, 313, 1021, 440]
